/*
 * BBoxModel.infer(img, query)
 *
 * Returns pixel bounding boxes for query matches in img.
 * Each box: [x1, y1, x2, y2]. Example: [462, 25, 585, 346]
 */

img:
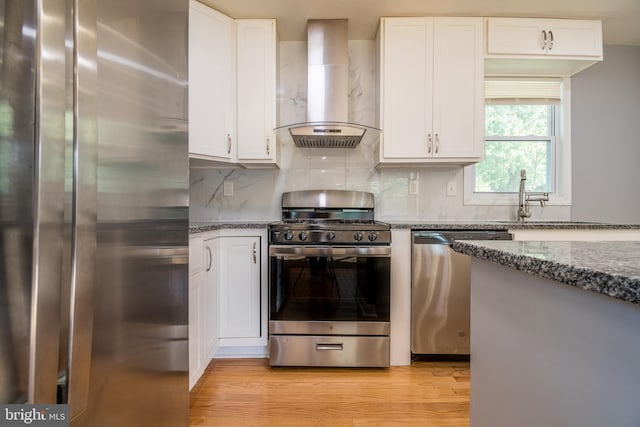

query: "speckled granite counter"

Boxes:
[452, 240, 640, 305]
[389, 221, 640, 230]
[190, 220, 640, 234]
[190, 222, 270, 234]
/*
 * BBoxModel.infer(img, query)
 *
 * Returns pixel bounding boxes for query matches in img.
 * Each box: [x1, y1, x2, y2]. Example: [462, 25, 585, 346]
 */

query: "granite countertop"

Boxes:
[190, 222, 271, 233]
[451, 240, 640, 305]
[389, 220, 640, 230]
[190, 220, 640, 234]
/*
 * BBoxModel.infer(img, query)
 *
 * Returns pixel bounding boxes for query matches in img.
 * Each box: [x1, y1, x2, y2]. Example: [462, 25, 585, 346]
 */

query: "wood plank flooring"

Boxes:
[190, 358, 469, 426]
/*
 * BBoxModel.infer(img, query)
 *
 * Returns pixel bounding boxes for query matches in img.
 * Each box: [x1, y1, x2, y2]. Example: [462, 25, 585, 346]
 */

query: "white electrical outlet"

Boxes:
[409, 172, 419, 195]
[223, 181, 233, 196]
[446, 180, 457, 197]
[409, 180, 418, 195]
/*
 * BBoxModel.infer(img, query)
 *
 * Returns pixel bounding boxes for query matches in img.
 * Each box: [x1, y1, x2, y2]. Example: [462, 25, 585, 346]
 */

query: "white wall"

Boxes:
[571, 45, 640, 223]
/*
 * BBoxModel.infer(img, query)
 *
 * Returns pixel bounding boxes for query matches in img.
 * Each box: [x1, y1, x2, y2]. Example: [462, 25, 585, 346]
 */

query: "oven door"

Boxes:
[269, 245, 391, 335]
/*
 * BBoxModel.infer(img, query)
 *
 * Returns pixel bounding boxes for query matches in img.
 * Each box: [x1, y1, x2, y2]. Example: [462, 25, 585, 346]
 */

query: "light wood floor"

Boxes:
[190, 358, 469, 426]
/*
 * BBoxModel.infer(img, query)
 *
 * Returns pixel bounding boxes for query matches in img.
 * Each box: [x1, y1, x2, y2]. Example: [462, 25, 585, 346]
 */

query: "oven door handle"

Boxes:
[269, 245, 391, 257]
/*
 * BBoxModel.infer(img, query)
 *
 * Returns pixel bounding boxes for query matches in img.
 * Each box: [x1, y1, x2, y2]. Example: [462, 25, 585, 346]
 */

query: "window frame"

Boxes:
[464, 77, 571, 206]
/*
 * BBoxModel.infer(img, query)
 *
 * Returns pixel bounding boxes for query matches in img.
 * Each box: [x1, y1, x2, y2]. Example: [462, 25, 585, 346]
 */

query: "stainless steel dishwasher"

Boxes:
[411, 230, 512, 358]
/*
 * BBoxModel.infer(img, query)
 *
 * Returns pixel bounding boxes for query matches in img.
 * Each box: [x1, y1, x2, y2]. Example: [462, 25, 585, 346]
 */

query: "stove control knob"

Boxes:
[354, 231, 364, 242]
[284, 230, 294, 241]
[368, 231, 379, 241]
[298, 231, 308, 241]
[326, 231, 336, 241]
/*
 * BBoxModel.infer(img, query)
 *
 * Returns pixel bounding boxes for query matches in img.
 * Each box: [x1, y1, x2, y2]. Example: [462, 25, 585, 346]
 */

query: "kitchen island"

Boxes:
[452, 240, 640, 427]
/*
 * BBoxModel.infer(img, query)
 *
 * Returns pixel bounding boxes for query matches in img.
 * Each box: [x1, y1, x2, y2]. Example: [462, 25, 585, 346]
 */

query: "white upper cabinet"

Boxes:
[189, 0, 237, 162]
[487, 18, 602, 57]
[236, 19, 279, 167]
[377, 17, 484, 165]
[485, 18, 603, 76]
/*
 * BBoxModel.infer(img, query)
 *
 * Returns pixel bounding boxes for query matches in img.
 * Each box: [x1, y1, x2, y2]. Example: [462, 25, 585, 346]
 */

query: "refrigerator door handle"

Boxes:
[66, 0, 98, 421]
[28, 0, 68, 404]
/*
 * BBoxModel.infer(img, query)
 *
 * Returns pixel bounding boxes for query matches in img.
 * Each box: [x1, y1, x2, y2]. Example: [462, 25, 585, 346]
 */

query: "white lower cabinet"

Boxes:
[202, 238, 220, 360]
[189, 237, 207, 389]
[188, 236, 220, 390]
[188, 267, 202, 389]
[218, 236, 261, 339]
[190, 229, 268, 371]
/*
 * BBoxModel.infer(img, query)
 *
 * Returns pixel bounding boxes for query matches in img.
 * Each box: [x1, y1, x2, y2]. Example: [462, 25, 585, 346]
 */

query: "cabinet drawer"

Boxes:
[269, 335, 390, 367]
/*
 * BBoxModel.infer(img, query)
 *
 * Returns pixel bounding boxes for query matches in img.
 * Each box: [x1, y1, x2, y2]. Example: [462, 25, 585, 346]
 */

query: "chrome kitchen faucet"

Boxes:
[518, 169, 550, 221]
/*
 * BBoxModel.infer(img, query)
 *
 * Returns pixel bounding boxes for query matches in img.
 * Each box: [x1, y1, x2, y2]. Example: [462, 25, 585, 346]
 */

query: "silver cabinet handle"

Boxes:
[434, 133, 440, 154]
[226, 133, 232, 154]
[266, 135, 270, 155]
[548, 30, 554, 50]
[427, 133, 432, 153]
[206, 246, 212, 271]
[316, 343, 343, 351]
[252, 241, 257, 264]
[541, 30, 547, 50]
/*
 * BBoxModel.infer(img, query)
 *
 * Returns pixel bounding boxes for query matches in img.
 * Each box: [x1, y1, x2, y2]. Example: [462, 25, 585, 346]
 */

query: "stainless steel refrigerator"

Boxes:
[1, 0, 189, 425]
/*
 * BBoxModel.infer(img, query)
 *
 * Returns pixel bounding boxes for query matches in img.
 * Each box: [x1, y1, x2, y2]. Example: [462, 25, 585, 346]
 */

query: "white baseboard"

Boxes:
[214, 345, 268, 359]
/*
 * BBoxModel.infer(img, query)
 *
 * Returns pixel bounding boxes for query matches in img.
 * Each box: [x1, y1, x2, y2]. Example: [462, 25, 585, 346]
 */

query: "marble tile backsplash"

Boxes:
[189, 166, 570, 222]
[189, 40, 570, 223]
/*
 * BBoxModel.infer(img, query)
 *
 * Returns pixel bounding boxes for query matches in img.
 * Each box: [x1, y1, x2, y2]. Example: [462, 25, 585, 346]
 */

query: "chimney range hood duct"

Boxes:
[275, 19, 380, 149]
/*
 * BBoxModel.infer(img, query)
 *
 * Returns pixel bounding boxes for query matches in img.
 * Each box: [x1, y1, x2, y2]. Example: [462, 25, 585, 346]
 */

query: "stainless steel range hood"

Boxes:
[275, 19, 380, 148]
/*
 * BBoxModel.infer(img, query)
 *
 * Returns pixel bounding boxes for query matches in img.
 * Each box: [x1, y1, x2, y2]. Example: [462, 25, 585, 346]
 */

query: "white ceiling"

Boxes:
[199, 0, 640, 45]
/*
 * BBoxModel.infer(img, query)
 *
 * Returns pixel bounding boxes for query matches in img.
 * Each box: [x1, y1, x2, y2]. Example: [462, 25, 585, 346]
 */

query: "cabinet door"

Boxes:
[543, 19, 602, 57]
[218, 236, 261, 338]
[381, 18, 433, 159]
[188, 270, 202, 389]
[189, 236, 204, 389]
[189, 1, 236, 160]
[237, 20, 277, 163]
[432, 18, 483, 159]
[486, 18, 546, 56]
[202, 239, 219, 360]
[487, 18, 602, 58]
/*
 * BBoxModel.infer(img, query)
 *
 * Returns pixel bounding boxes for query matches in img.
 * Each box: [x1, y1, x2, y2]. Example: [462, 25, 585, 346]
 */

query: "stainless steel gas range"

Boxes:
[268, 190, 391, 367]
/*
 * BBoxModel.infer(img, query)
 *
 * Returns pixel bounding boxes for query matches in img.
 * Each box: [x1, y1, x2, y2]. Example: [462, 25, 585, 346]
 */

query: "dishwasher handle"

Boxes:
[412, 233, 451, 245]
[413, 230, 512, 244]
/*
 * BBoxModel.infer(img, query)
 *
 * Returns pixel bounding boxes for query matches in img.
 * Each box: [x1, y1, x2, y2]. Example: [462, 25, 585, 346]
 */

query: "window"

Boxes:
[464, 78, 571, 205]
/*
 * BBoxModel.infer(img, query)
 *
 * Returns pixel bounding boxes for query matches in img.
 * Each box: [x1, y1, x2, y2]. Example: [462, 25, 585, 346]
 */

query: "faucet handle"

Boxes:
[526, 192, 550, 207]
